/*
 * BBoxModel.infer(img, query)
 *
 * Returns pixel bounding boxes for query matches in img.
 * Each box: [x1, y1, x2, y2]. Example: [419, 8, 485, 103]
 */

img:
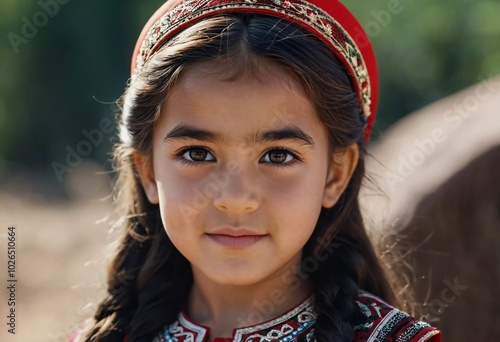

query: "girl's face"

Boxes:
[135, 60, 358, 287]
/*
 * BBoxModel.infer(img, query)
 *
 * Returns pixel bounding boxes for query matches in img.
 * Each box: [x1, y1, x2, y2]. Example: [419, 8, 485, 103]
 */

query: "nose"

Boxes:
[212, 165, 260, 213]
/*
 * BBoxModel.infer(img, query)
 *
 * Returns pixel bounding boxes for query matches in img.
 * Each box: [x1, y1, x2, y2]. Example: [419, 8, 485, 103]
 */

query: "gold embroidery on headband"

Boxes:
[134, 0, 371, 117]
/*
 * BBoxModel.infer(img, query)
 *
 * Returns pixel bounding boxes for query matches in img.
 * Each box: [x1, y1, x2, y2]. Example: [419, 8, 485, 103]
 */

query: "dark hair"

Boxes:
[84, 13, 404, 342]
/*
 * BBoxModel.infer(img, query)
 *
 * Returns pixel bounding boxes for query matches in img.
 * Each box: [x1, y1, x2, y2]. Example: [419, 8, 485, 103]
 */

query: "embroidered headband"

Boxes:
[131, 0, 379, 141]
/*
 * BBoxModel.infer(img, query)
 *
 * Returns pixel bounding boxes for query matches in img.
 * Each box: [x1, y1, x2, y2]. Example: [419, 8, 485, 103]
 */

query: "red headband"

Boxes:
[131, 0, 378, 141]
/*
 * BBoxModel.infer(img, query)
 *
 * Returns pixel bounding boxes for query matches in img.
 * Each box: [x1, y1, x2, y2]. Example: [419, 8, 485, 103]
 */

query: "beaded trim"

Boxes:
[367, 310, 409, 342]
[133, 0, 372, 118]
[156, 295, 316, 342]
[417, 330, 441, 342]
[232, 295, 316, 341]
[396, 321, 432, 342]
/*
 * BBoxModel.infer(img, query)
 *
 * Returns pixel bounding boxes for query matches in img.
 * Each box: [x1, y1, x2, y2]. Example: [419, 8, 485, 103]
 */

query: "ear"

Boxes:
[322, 143, 359, 208]
[133, 151, 159, 204]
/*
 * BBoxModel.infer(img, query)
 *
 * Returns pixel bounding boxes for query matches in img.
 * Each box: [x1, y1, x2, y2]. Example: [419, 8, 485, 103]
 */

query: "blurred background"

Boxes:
[0, 0, 498, 341]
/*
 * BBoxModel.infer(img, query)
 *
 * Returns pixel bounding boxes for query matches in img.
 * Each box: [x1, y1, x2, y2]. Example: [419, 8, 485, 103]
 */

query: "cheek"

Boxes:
[265, 162, 327, 206]
[265, 173, 325, 241]
[154, 170, 205, 239]
[157, 175, 199, 206]
[153, 155, 202, 205]
[266, 181, 322, 226]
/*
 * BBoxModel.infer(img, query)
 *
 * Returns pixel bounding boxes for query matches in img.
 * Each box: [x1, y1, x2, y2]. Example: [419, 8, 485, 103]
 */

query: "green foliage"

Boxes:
[0, 0, 498, 194]
[346, 0, 500, 135]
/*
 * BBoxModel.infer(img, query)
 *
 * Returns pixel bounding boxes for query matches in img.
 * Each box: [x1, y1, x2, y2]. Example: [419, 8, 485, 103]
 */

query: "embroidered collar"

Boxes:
[152, 291, 441, 342]
[155, 295, 317, 342]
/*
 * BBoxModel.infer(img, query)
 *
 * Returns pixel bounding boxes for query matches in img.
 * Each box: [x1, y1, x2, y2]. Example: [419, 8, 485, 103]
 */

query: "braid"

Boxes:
[127, 228, 192, 341]
[311, 255, 360, 341]
[86, 221, 151, 341]
[305, 158, 395, 341]
[309, 220, 365, 341]
[84, 188, 192, 342]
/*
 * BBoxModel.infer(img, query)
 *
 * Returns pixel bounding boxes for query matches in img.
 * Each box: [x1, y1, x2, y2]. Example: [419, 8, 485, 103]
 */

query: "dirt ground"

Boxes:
[0, 191, 118, 342]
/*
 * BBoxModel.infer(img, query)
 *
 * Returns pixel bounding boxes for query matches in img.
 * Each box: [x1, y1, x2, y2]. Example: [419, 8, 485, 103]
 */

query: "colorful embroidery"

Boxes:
[155, 295, 317, 342]
[133, 0, 372, 118]
[153, 292, 441, 342]
[396, 321, 432, 342]
[352, 292, 441, 342]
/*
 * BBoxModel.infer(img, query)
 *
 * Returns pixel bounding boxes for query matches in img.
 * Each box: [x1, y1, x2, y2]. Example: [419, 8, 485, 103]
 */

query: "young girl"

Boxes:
[71, 0, 442, 341]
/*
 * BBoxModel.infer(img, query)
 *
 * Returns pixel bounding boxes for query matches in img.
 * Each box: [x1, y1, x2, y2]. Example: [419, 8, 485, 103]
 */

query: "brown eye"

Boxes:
[269, 150, 287, 163]
[262, 149, 294, 164]
[180, 147, 215, 163]
[190, 149, 208, 161]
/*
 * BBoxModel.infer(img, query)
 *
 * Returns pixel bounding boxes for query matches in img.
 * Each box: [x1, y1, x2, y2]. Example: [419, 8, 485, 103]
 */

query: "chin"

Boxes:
[204, 265, 271, 287]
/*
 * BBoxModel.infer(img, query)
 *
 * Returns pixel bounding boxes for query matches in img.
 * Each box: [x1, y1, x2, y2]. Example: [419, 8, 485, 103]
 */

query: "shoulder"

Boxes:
[351, 291, 442, 342]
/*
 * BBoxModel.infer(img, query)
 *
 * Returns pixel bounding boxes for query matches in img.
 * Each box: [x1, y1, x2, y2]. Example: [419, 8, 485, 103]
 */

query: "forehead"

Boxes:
[171, 57, 306, 101]
[157, 59, 327, 144]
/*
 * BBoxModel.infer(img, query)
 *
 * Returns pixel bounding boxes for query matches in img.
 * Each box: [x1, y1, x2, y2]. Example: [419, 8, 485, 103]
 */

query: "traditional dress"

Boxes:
[151, 292, 441, 342]
[69, 291, 441, 342]
[68, 1, 443, 341]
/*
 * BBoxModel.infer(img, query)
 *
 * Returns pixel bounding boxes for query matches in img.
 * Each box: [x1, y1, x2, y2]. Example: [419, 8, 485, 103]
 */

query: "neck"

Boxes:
[186, 266, 313, 338]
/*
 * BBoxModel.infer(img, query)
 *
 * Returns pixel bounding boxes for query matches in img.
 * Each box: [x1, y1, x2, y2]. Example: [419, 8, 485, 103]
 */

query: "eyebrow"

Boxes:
[164, 124, 315, 148]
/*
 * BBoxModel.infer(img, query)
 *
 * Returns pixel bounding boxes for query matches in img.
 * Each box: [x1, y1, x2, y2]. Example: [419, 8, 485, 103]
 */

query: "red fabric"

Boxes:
[130, 0, 379, 141]
[352, 293, 442, 341]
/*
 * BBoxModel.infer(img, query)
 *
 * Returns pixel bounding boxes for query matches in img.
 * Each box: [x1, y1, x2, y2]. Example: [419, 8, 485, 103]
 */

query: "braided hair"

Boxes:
[83, 13, 403, 342]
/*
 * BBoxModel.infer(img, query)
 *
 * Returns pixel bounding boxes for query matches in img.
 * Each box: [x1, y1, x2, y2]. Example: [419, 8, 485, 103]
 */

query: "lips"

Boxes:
[208, 227, 264, 237]
[206, 227, 267, 248]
